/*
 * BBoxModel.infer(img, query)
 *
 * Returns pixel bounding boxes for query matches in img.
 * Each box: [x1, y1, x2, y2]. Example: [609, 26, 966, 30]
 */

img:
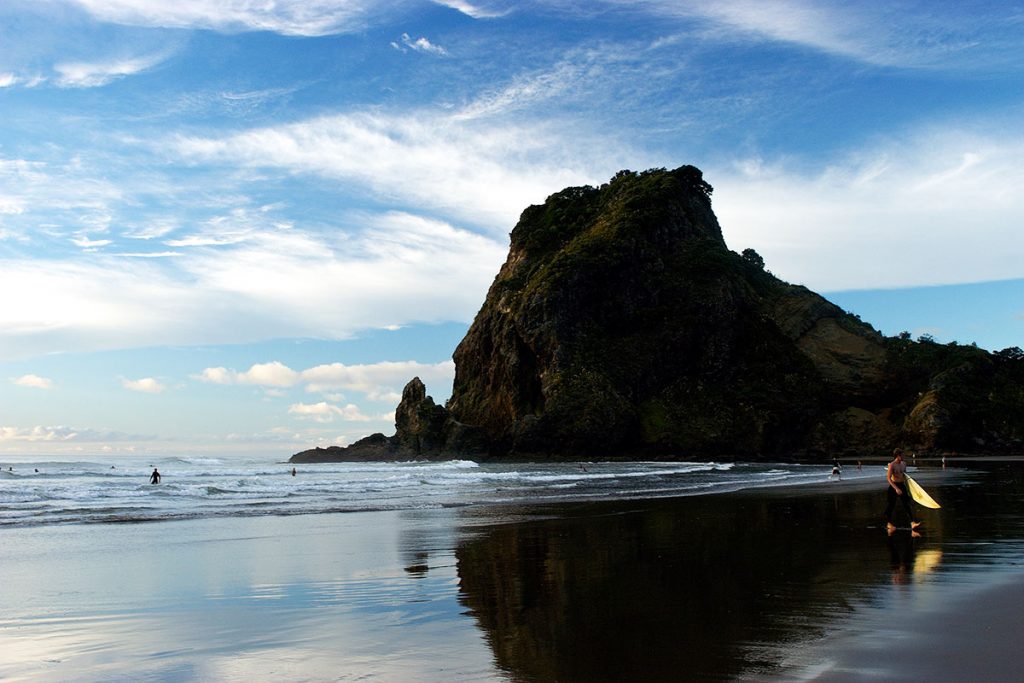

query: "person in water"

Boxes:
[150, 468, 161, 485]
[885, 448, 920, 531]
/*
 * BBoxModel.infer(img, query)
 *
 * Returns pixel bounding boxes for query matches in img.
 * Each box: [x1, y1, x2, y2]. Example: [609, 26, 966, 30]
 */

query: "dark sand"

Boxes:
[1, 462, 1022, 681]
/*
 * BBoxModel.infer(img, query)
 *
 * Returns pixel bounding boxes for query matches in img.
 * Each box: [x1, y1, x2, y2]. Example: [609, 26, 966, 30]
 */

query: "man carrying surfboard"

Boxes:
[885, 448, 921, 531]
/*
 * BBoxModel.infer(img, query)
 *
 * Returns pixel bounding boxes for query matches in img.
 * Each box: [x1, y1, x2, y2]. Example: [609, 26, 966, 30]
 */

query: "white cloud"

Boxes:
[195, 358, 454, 404]
[0, 208, 505, 360]
[195, 367, 234, 385]
[239, 361, 301, 387]
[431, 0, 511, 19]
[712, 125, 1024, 291]
[71, 236, 113, 249]
[0, 425, 152, 442]
[67, 0, 379, 37]
[122, 377, 166, 393]
[0, 73, 19, 88]
[174, 110, 622, 230]
[288, 401, 371, 422]
[11, 374, 54, 389]
[0, 197, 26, 215]
[54, 53, 169, 88]
[302, 359, 455, 399]
[0, 426, 75, 442]
[193, 361, 299, 387]
[392, 33, 449, 55]
[114, 251, 182, 258]
[0, 259, 209, 360]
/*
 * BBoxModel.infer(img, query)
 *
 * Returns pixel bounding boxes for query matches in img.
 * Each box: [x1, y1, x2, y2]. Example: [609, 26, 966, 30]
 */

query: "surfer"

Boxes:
[150, 468, 161, 485]
[885, 448, 919, 531]
[830, 458, 842, 480]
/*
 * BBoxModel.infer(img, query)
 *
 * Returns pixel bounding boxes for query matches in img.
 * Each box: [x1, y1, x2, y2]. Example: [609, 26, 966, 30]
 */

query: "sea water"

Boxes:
[0, 455, 867, 527]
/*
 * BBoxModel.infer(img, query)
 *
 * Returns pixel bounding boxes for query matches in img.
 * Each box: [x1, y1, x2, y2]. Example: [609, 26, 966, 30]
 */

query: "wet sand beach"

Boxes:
[1, 462, 1022, 681]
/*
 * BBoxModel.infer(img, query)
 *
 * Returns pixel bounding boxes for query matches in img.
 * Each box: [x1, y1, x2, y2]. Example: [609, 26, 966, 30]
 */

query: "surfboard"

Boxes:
[906, 476, 941, 509]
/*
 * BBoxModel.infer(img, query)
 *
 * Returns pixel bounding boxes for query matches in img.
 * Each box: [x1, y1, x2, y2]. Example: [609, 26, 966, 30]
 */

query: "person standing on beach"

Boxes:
[150, 468, 161, 485]
[830, 458, 842, 480]
[885, 448, 919, 531]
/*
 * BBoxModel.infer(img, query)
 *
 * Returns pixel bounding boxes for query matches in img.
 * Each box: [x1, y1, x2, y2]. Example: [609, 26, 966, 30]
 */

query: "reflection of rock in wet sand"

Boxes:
[454, 491, 913, 682]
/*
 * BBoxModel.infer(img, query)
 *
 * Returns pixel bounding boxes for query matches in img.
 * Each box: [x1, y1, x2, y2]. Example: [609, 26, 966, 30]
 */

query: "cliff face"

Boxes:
[291, 166, 1024, 462]
[444, 166, 889, 457]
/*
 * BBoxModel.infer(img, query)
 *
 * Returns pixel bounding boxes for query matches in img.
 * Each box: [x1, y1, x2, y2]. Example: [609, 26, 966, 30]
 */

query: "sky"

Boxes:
[1, 0, 1022, 457]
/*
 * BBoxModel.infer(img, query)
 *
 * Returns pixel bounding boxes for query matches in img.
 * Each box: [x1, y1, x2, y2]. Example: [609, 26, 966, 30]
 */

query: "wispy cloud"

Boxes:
[174, 110, 624, 229]
[54, 53, 169, 88]
[122, 377, 166, 393]
[67, 0, 379, 37]
[122, 221, 177, 240]
[70, 236, 113, 249]
[0, 155, 123, 235]
[391, 33, 449, 55]
[11, 374, 54, 389]
[623, 0, 1024, 69]
[453, 59, 583, 121]
[431, 0, 512, 19]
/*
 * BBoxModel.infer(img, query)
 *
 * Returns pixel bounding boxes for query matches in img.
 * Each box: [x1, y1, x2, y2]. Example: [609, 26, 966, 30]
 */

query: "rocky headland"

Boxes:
[291, 166, 1024, 463]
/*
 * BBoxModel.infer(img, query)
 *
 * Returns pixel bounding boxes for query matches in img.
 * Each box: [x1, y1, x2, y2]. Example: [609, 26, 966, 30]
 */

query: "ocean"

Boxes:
[0, 455, 865, 528]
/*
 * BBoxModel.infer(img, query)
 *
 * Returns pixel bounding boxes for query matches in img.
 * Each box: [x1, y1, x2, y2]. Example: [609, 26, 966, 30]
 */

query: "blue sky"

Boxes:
[1, 0, 1022, 456]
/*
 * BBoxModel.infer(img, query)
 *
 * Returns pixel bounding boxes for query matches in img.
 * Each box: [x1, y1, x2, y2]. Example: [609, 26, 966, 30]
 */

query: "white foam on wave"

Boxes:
[0, 456, 825, 527]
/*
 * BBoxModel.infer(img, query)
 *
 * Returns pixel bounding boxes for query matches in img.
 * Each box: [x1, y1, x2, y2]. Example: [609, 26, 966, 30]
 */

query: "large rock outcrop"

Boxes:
[292, 166, 1024, 462]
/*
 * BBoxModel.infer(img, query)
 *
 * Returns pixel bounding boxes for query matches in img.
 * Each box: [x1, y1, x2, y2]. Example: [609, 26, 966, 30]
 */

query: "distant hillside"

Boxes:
[292, 166, 1024, 463]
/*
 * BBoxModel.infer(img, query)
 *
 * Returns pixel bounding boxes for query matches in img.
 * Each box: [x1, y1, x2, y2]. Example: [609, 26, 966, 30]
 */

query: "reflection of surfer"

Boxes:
[887, 531, 917, 585]
[150, 468, 161, 485]
[885, 448, 919, 531]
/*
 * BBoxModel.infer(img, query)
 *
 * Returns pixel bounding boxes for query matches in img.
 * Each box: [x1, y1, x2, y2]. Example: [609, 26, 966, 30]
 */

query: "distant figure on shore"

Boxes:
[150, 468, 161, 485]
[830, 458, 842, 480]
[857, 460, 862, 471]
[291, 468, 297, 476]
[885, 448, 919, 532]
